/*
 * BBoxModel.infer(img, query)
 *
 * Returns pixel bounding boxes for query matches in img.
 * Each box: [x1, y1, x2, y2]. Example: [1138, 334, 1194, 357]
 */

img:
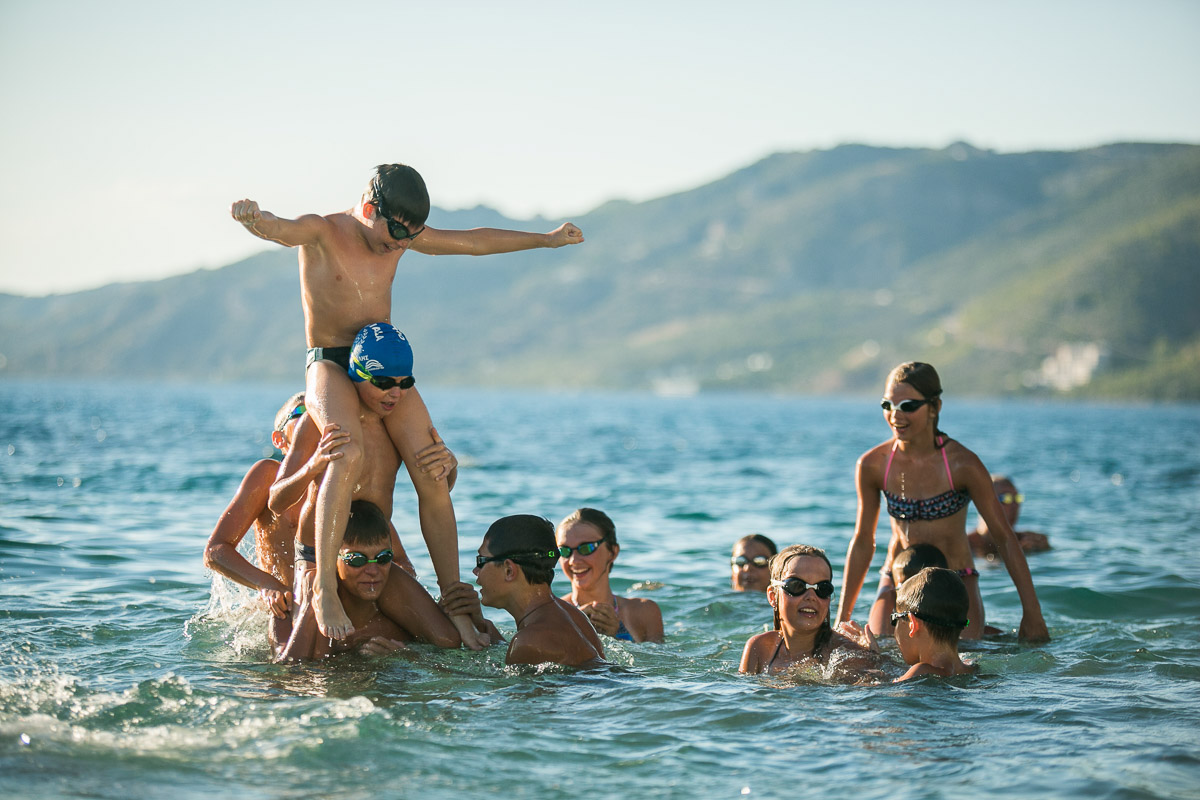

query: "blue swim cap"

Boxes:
[349, 323, 414, 382]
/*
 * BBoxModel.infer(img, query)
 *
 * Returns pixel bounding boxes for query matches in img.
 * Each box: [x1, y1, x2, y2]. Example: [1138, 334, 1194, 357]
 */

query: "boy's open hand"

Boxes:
[837, 619, 880, 653]
[547, 222, 584, 248]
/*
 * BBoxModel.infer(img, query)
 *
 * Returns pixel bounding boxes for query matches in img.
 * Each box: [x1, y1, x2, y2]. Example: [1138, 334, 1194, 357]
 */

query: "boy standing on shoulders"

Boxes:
[271, 323, 494, 649]
[461, 515, 605, 667]
[278, 500, 412, 662]
[204, 391, 306, 655]
[892, 567, 977, 682]
[231, 164, 583, 646]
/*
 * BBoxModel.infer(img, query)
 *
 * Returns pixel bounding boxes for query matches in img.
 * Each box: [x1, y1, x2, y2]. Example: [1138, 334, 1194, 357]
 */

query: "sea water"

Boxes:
[1, 380, 1198, 799]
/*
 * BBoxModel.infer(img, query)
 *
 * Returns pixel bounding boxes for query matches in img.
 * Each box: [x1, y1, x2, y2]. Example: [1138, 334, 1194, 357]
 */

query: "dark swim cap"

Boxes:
[349, 323, 414, 382]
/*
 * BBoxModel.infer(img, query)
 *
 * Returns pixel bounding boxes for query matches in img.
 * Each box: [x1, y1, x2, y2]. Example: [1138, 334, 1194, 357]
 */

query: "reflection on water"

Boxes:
[2, 380, 1199, 798]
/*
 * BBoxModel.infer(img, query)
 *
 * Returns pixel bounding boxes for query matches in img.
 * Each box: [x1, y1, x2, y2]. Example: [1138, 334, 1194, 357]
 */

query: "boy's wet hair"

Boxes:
[734, 533, 778, 556]
[896, 567, 969, 645]
[484, 515, 559, 586]
[273, 391, 306, 433]
[367, 164, 430, 228]
[344, 500, 390, 548]
[893, 543, 948, 583]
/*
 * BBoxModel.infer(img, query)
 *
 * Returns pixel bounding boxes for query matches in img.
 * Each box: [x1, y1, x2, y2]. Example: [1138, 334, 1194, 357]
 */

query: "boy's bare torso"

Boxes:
[300, 212, 402, 348]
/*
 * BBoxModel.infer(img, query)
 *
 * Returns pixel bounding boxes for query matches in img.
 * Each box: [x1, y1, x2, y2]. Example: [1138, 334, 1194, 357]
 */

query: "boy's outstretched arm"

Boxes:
[411, 222, 583, 256]
[230, 199, 327, 248]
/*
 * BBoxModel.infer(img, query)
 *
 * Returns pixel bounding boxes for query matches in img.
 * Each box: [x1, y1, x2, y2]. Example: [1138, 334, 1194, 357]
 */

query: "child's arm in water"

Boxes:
[203, 459, 292, 618]
[411, 222, 583, 256]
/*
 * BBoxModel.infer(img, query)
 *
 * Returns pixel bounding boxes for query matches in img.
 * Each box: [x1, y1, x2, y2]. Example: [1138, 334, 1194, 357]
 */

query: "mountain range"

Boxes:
[2, 142, 1197, 400]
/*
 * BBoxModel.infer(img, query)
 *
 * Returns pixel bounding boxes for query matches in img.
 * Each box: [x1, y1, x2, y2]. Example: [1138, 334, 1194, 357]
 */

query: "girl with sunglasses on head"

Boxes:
[739, 544, 878, 676]
[556, 508, 664, 644]
[835, 362, 1049, 643]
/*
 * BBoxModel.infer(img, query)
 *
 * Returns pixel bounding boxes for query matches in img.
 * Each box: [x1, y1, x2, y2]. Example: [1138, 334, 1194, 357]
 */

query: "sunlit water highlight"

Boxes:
[2, 381, 1198, 799]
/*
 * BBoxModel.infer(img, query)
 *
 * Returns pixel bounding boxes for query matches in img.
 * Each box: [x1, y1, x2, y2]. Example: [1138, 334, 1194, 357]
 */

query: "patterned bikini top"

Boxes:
[882, 437, 970, 521]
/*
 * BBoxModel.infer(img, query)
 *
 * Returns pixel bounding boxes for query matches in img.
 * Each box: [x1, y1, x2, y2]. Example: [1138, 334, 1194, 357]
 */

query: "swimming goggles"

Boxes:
[771, 577, 835, 599]
[276, 403, 306, 431]
[880, 398, 933, 414]
[890, 610, 969, 629]
[366, 374, 415, 391]
[558, 540, 604, 558]
[339, 549, 394, 568]
[384, 217, 425, 242]
[352, 362, 416, 391]
[997, 492, 1025, 505]
[373, 195, 426, 241]
[476, 549, 561, 569]
[732, 555, 770, 568]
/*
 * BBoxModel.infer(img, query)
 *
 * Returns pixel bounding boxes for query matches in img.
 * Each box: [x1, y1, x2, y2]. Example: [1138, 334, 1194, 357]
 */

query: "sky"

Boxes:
[1, 0, 1197, 296]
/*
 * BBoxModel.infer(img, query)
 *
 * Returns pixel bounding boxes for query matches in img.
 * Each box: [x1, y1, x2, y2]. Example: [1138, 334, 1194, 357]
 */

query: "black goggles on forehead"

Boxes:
[771, 577, 835, 599]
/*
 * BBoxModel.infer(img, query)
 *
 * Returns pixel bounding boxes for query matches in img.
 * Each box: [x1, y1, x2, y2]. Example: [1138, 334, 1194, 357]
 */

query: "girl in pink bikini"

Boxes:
[835, 362, 1050, 642]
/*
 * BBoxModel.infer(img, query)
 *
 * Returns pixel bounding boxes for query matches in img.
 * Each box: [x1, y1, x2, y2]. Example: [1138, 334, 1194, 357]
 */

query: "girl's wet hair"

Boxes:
[735, 533, 777, 556]
[559, 507, 617, 546]
[367, 164, 430, 228]
[887, 361, 950, 448]
[769, 544, 834, 655]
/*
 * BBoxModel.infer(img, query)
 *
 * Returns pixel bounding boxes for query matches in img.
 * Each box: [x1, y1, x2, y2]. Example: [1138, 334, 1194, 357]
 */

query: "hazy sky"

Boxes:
[1, 1, 1197, 295]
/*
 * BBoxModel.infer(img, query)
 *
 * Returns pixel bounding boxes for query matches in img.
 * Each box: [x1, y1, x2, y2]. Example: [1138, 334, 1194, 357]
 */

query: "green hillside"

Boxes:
[0, 143, 1196, 400]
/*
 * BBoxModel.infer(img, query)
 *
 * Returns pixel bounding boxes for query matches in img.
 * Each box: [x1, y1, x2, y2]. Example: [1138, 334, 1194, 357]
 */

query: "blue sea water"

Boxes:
[1, 380, 1198, 799]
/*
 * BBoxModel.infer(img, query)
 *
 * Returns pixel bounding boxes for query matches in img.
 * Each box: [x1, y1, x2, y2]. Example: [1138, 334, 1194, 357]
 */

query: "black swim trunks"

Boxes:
[297, 543, 316, 563]
[305, 346, 352, 372]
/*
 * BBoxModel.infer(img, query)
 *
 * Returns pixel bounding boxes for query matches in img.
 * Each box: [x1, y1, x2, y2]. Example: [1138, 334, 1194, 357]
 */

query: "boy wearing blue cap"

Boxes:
[271, 323, 497, 648]
[232, 164, 583, 646]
